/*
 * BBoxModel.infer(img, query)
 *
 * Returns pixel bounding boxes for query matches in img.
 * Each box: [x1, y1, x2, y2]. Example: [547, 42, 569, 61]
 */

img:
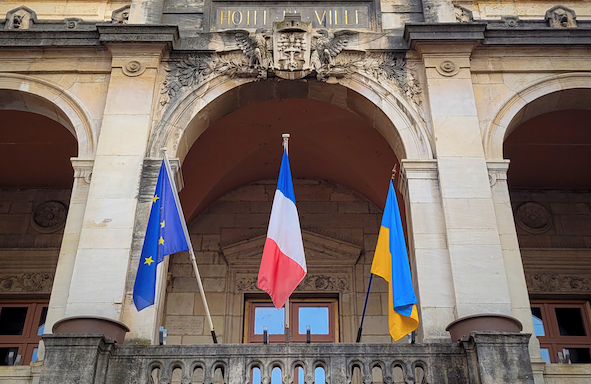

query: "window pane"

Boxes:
[298, 307, 329, 334]
[0, 307, 28, 335]
[271, 367, 282, 384]
[38, 307, 48, 336]
[254, 307, 284, 334]
[540, 348, 551, 364]
[31, 348, 38, 363]
[314, 367, 325, 384]
[564, 348, 591, 364]
[531, 307, 545, 337]
[555, 308, 586, 336]
[0, 347, 19, 366]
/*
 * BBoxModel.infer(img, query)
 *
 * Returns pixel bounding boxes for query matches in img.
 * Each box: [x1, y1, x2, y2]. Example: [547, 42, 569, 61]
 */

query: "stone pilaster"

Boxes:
[401, 160, 455, 343]
[39, 158, 93, 360]
[64, 44, 167, 324]
[488, 161, 545, 384]
[419, 43, 513, 318]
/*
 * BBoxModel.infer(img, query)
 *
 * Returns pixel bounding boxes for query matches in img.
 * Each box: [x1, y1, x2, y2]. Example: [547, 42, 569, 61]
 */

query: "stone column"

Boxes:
[488, 161, 545, 383]
[40, 159, 93, 360]
[129, 0, 164, 24]
[64, 44, 167, 322]
[401, 160, 455, 343]
[419, 43, 513, 319]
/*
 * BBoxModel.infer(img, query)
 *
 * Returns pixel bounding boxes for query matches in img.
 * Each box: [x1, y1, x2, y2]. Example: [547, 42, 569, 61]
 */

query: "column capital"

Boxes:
[487, 160, 510, 187]
[401, 160, 438, 180]
[71, 157, 94, 184]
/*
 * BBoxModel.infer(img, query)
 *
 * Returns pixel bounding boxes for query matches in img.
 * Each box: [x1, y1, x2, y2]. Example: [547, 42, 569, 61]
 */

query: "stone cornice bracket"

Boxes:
[486, 160, 509, 187]
[71, 158, 94, 184]
[403, 23, 486, 51]
[96, 25, 179, 49]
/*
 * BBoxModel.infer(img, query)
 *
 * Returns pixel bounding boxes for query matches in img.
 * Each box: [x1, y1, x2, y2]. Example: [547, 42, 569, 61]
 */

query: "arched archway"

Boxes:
[485, 73, 591, 160]
[500, 83, 591, 364]
[0, 74, 97, 159]
[0, 91, 80, 364]
[158, 79, 420, 344]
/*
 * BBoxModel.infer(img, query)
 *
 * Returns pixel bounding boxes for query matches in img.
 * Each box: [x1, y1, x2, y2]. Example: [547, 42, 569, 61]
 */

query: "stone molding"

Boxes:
[526, 273, 591, 293]
[401, 160, 438, 180]
[436, 60, 459, 77]
[514, 202, 552, 234]
[0, 272, 54, 293]
[221, 229, 362, 266]
[122, 60, 146, 77]
[487, 160, 509, 187]
[31, 201, 68, 234]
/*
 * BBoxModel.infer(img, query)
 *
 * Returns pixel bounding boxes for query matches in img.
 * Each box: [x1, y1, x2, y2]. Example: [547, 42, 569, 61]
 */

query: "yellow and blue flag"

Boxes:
[371, 180, 419, 340]
[133, 161, 189, 311]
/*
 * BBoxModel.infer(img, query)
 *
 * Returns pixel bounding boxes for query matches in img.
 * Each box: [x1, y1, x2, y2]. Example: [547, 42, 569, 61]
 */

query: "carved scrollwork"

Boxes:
[526, 273, 591, 293]
[0, 273, 54, 293]
[236, 274, 349, 293]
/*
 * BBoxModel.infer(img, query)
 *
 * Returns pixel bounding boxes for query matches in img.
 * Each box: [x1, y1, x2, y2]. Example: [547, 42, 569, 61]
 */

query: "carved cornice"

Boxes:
[526, 273, 591, 293]
[0, 273, 54, 293]
[221, 229, 362, 266]
[236, 274, 349, 293]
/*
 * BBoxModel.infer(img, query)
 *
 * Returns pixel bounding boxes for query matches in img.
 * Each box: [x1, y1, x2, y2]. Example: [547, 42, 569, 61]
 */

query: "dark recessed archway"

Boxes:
[179, 97, 399, 222]
[0, 110, 77, 188]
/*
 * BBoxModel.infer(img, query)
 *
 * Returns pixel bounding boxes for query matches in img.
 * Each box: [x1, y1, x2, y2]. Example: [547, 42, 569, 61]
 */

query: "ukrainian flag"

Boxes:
[133, 161, 189, 311]
[371, 180, 419, 341]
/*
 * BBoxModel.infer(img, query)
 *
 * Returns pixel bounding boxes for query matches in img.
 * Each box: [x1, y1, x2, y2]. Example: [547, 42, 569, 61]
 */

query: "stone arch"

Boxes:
[0, 73, 97, 158]
[149, 74, 433, 163]
[484, 73, 591, 160]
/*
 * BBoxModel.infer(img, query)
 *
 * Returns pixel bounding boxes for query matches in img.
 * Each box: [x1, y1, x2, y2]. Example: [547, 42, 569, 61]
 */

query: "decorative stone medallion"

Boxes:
[123, 60, 146, 77]
[515, 202, 552, 234]
[32, 201, 67, 233]
[436, 60, 459, 77]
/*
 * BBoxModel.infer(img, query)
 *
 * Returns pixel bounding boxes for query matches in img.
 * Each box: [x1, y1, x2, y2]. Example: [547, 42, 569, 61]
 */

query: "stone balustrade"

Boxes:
[40, 332, 534, 384]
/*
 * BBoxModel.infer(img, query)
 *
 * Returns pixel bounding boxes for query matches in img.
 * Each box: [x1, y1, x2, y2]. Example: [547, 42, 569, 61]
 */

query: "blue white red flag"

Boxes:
[257, 149, 307, 309]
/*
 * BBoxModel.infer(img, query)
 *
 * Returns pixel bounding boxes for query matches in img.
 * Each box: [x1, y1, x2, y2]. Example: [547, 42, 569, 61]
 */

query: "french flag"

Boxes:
[258, 149, 307, 309]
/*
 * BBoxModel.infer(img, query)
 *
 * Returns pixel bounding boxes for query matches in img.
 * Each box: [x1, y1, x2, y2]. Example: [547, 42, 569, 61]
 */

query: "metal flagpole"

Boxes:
[356, 165, 398, 342]
[356, 274, 373, 342]
[282, 133, 290, 343]
[162, 148, 218, 344]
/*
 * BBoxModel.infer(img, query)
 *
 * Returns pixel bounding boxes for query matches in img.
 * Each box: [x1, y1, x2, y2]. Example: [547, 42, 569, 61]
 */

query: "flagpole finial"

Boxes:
[282, 134, 290, 153]
[391, 164, 398, 180]
[161, 147, 168, 155]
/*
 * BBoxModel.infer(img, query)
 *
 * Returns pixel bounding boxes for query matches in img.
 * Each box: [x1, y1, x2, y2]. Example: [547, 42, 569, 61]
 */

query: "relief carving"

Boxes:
[545, 6, 577, 28]
[454, 5, 473, 23]
[111, 5, 130, 24]
[159, 17, 420, 108]
[4, 6, 37, 30]
[236, 274, 349, 293]
[32, 201, 68, 233]
[527, 273, 591, 293]
[0, 273, 54, 293]
[515, 202, 552, 234]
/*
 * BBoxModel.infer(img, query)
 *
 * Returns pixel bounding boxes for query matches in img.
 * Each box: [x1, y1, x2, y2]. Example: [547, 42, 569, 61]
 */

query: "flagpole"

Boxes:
[282, 134, 290, 343]
[162, 148, 218, 344]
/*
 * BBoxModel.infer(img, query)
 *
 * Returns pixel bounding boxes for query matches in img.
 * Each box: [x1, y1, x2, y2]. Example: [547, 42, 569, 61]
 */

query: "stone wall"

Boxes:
[163, 179, 398, 344]
[0, 189, 70, 295]
[510, 189, 591, 296]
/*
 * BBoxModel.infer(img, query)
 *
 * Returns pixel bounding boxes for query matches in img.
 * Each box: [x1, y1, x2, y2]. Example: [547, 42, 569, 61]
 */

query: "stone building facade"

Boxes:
[0, 0, 590, 383]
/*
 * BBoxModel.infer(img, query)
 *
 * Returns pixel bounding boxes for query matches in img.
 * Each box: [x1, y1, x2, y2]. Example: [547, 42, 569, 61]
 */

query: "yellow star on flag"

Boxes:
[144, 256, 154, 266]
[160, 220, 165, 228]
[159, 236, 164, 245]
[153, 195, 160, 203]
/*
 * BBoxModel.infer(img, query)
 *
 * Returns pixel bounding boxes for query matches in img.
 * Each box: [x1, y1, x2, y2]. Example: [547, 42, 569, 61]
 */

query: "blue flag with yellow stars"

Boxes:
[133, 161, 189, 311]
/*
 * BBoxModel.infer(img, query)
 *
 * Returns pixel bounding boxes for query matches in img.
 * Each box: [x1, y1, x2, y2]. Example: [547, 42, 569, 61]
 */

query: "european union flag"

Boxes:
[133, 161, 189, 311]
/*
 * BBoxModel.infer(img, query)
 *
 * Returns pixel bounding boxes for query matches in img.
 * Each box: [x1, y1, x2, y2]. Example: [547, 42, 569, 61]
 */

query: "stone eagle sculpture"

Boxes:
[310, 29, 352, 71]
[234, 28, 273, 69]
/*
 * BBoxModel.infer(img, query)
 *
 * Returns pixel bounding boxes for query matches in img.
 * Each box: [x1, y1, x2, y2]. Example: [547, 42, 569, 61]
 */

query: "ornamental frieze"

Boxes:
[236, 274, 349, 293]
[526, 273, 591, 293]
[0, 273, 54, 293]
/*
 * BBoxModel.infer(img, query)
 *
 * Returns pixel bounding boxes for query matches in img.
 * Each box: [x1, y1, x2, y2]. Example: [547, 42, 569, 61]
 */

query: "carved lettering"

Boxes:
[214, 6, 370, 30]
